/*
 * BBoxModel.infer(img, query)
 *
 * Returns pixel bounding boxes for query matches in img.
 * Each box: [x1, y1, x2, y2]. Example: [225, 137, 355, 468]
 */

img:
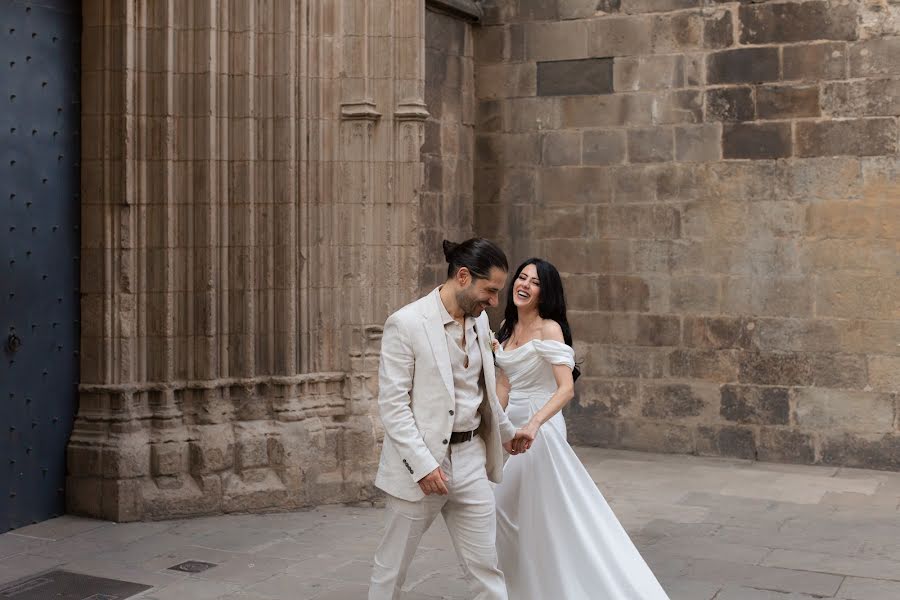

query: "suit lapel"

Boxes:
[422, 289, 455, 401]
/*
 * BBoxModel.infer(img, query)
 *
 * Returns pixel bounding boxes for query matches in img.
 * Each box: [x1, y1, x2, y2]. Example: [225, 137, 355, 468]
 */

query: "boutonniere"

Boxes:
[489, 329, 500, 356]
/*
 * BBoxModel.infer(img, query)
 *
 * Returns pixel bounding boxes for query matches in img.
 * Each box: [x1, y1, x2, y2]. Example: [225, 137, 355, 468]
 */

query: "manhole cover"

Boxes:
[167, 560, 217, 573]
[0, 570, 151, 599]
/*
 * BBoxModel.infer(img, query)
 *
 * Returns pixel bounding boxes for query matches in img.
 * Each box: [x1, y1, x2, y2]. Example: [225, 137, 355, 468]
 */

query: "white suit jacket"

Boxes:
[374, 287, 517, 502]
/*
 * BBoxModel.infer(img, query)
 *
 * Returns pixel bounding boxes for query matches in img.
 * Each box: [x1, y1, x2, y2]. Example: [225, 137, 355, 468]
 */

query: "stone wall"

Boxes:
[71, 0, 428, 521]
[474, 0, 900, 468]
[420, 7, 478, 293]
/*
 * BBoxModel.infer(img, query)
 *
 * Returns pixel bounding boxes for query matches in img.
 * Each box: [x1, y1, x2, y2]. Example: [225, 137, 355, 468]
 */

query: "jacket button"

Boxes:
[449, 410, 454, 415]
[442, 439, 448, 445]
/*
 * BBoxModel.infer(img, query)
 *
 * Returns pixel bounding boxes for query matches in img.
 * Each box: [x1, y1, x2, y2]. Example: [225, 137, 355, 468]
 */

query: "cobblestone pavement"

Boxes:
[2, 448, 900, 599]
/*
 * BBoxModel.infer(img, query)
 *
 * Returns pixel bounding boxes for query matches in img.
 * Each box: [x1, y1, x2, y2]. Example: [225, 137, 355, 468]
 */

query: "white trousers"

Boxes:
[369, 436, 508, 600]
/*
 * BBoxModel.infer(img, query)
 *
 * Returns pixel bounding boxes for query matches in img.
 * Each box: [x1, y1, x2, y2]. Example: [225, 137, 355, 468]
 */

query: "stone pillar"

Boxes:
[70, 0, 427, 521]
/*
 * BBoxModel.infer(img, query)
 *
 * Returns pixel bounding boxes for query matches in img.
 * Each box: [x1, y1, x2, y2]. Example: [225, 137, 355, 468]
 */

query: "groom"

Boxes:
[368, 238, 531, 600]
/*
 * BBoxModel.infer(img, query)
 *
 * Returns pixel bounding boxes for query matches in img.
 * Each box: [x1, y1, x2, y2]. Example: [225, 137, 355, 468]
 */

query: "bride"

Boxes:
[492, 258, 670, 599]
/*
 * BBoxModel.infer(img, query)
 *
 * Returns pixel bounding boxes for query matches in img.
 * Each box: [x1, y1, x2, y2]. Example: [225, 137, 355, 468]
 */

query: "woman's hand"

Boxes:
[512, 419, 541, 453]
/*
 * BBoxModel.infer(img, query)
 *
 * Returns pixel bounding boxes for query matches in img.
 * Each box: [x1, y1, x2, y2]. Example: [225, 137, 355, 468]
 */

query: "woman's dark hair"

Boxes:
[496, 258, 581, 381]
[443, 238, 508, 280]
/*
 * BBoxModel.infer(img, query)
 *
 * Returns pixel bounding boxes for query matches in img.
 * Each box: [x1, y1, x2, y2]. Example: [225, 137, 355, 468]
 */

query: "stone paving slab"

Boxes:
[0, 448, 899, 599]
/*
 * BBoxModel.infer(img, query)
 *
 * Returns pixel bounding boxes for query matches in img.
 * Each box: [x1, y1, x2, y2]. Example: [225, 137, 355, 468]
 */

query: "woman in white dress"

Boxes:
[492, 258, 670, 600]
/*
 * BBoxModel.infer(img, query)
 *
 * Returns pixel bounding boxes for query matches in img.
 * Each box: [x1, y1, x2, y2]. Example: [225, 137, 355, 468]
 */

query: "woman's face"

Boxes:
[512, 264, 540, 311]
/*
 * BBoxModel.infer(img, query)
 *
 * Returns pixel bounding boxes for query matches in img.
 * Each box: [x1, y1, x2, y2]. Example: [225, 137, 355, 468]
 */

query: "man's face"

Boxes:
[456, 266, 507, 317]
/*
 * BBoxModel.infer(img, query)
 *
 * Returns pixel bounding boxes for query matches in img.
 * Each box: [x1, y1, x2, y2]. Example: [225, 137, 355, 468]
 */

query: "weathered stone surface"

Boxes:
[641, 383, 713, 418]
[670, 275, 720, 313]
[627, 128, 675, 163]
[704, 10, 734, 49]
[796, 118, 899, 158]
[589, 345, 668, 378]
[705, 87, 754, 122]
[539, 166, 613, 204]
[620, 0, 701, 14]
[720, 385, 790, 426]
[783, 42, 849, 81]
[696, 425, 757, 459]
[541, 130, 582, 166]
[561, 93, 654, 127]
[583, 129, 627, 165]
[707, 47, 780, 84]
[738, 1, 858, 44]
[596, 275, 650, 311]
[573, 379, 638, 418]
[849, 37, 900, 77]
[822, 79, 900, 117]
[809, 353, 868, 390]
[822, 433, 900, 471]
[653, 90, 703, 124]
[755, 85, 821, 119]
[757, 428, 816, 463]
[527, 20, 588, 61]
[537, 58, 614, 96]
[614, 55, 685, 92]
[589, 16, 654, 57]
[739, 352, 813, 386]
[684, 317, 753, 350]
[868, 356, 900, 392]
[670, 349, 740, 382]
[651, 13, 703, 53]
[722, 123, 792, 160]
[795, 389, 896, 433]
[675, 124, 722, 162]
[618, 420, 694, 454]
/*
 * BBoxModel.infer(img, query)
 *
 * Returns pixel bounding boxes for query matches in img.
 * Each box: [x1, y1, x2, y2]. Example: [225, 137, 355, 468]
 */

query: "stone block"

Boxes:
[796, 388, 895, 433]
[236, 436, 269, 471]
[475, 63, 536, 100]
[722, 123, 792, 160]
[671, 275, 720, 313]
[705, 87, 755, 122]
[152, 443, 186, 477]
[704, 10, 734, 49]
[739, 352, 813, 386]
[669, 349, 740, 381]
[526, 21, 588, 61]
[620, 0, 701, 14]
[675, 124, 722, 162]
[738, 1, 858, 44]
[707, 47, 780, 84]
[539, 166, 613, 204]
[589, 345, 668, 378]
[589, 16, 653, 58]
[614, 55, 685, 92]
[869, 356, 900, 392]
[721, 276, 813, 319]
[849, 38, 900, 77]
[517, 0, 559, 22]
[822, 433, 900, 471]
[558, 0, 600, 20]
[575, 312, 681, 346]
[563, 275, 601, 311]
[720, 385, 790, 425]
[796, 118, 898, 158]
[476, 132, 541, 165]
[815, 274, 900, 319]
[755, 85, 821, 119]
[537, 58, 614, 96]
[618, 420, 694, 454]
[809, 353, 868, 390]
[602, 204, 681, 239]
[597, 275, 650, 311]
[506, 97, 561, 132]
[641, 383, 714, 418]
[541, 130, 582, 166]
[696, 425, 757, 460]
[561, 93, 654, 127]
[683, 316, 753, 350]
[757, 428, 816, 463]
[532, 206, 590, 239]
[565, 405, 619, 447]
[573, 379, 639, 419]
[822, 79, 900, 117]
[543, 239, 630, 273]
[651, 13, 703, 54]
[477, 166, 537, 204]
[627, 128, 674, 163]
[783, 42, 849, 82]
[652, 90, 703, 124]
[475, 100, 503, 132]
[583, 130, 627, 166]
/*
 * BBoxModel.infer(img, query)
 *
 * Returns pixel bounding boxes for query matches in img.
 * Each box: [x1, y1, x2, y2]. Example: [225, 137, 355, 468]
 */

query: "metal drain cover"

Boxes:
[0, 570, 151, 599]
[167, 560, 217, 573]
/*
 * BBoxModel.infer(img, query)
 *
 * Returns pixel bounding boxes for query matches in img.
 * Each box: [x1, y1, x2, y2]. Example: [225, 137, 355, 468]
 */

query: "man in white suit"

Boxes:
[368, 238, 532, 600]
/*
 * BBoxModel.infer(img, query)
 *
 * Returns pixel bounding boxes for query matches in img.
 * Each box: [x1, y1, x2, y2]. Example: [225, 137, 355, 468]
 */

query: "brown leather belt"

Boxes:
[449, 429, 478, 444]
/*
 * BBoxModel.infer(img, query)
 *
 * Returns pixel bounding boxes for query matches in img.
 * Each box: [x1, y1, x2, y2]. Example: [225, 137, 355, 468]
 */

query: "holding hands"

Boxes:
[504, 424, 537, 455]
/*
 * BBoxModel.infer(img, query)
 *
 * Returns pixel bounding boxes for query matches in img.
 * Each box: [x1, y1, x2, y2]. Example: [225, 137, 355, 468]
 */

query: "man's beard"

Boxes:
[456, 287, 483, 317]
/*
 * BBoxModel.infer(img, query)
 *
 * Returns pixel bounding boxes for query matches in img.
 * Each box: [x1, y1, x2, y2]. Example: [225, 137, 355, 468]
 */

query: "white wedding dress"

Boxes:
[494, 339, 670, 600]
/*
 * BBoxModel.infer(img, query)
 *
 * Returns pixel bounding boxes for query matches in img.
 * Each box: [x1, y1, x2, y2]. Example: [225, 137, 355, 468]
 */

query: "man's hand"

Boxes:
[505, 428, 535, 455]
[418, 466, 449, 495]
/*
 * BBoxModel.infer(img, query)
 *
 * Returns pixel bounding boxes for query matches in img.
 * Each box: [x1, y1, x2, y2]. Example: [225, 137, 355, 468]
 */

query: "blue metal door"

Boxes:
[1, 0, 81, 532]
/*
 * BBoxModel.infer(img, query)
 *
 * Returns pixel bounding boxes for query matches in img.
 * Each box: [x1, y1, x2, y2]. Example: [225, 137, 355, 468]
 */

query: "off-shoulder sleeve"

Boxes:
[532, 339, 575, 370]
